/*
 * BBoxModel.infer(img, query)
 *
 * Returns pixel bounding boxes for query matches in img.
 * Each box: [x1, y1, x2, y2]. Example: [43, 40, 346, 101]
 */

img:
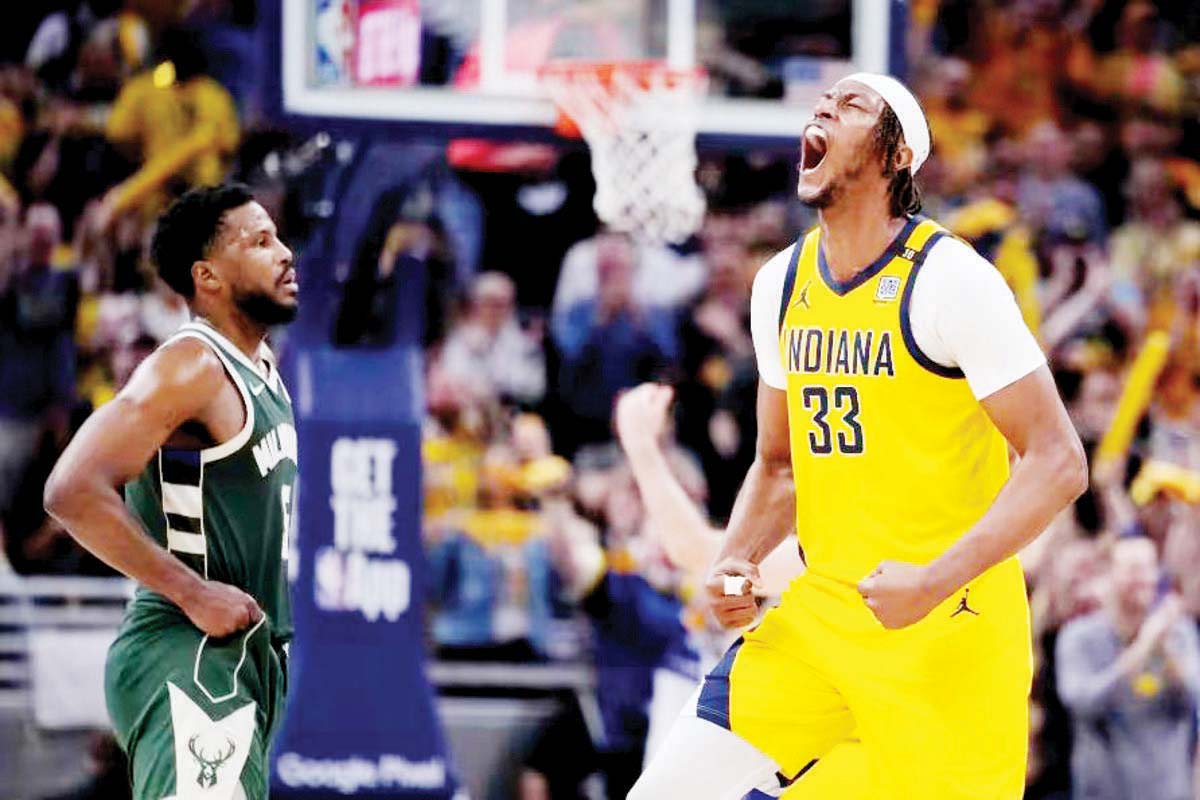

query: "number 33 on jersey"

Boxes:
[776, 218, 1011, 583]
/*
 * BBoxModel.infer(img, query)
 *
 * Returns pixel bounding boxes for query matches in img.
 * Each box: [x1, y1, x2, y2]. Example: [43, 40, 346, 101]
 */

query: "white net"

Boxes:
[541, 62, 708, 244]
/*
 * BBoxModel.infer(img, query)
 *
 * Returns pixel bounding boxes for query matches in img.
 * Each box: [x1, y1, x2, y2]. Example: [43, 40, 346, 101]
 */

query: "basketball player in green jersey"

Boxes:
[44, 184, 299, 800]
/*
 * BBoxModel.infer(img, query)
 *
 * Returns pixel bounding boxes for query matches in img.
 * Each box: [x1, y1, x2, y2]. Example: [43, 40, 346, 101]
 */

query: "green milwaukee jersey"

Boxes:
[125, 320, 298, 642]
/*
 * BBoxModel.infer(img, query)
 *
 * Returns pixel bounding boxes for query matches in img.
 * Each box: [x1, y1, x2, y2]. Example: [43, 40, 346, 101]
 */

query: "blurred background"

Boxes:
[2, 1, 1200, 799]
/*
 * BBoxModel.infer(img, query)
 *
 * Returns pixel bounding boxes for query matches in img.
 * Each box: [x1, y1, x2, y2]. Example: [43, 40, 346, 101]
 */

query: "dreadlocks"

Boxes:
[873, 105, 923, 218]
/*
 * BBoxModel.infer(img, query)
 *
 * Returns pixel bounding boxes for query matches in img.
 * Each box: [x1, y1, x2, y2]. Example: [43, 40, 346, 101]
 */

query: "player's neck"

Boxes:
[193, 306, 268, 365]
[818, 190, 907, 284]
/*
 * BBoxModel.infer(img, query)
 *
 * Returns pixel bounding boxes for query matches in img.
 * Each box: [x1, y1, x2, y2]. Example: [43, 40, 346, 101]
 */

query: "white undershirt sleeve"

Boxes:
[908, 237, 1046, 400]
[749, 247, 793, 391]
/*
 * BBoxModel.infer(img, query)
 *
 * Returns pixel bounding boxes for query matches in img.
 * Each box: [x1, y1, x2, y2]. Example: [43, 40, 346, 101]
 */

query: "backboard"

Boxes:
[280, 0, 904, 147]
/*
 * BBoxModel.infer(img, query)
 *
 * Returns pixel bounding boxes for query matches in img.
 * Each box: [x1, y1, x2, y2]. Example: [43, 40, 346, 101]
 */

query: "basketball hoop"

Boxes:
[540, 60, 708, 244]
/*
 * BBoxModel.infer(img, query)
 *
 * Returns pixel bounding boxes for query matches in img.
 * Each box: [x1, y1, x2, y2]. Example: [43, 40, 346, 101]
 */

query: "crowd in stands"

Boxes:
[0, 2, 260, 579]
[3, 1, 1200, 798]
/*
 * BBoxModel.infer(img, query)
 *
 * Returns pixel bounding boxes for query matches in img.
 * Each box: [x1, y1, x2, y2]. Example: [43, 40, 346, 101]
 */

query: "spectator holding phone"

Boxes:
[1056, 535, 1200, 800]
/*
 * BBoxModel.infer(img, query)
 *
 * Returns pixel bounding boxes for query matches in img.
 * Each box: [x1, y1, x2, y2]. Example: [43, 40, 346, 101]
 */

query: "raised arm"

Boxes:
[614, 383, 803, 593]
[43, 338, 262, 636]
[615, 383, 719, 578]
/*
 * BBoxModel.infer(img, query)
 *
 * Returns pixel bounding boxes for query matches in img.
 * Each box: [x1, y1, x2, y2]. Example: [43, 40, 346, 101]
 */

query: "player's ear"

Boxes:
[192, 260, 220, 294]
[893, 144, 914, 174]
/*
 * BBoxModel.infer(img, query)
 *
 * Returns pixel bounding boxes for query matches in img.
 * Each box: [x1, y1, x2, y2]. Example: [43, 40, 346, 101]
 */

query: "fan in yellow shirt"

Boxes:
[105, 30, 239, 215]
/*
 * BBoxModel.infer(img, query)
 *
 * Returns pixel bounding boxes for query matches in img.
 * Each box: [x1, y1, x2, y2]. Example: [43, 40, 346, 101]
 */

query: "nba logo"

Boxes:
[876, 276, 901, 302]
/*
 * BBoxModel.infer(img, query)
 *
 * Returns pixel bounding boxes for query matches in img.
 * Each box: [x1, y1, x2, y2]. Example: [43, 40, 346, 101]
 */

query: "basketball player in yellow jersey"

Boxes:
[627, 74, 1087, 800]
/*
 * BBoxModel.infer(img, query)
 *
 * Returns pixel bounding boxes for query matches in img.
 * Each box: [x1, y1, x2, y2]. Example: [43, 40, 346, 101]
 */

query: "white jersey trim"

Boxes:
[157, 449, 209, 578]
[190, 317, 287, 401]
[749, 233, 1046, 400]
[163, 325, 257, 465]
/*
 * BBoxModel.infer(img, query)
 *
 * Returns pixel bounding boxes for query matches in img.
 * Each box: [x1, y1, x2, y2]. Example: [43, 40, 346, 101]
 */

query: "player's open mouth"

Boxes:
[279, 270, 298, 290]
[801, 125, 828, 173]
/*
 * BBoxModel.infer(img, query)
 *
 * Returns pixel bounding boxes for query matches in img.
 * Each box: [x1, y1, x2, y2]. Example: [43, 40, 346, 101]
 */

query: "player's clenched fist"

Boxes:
[705, 557, 762, 629]
[181, 580, 263, 637]
[857, 560, 942, 629]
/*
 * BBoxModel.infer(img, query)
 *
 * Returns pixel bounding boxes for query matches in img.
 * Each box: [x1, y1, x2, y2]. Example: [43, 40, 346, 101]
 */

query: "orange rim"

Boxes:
[539, 59, 706, 139]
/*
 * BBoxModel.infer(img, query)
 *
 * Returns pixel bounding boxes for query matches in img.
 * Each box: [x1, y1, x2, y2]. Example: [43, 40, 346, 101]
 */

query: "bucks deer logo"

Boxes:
[188, 734, 236, 787]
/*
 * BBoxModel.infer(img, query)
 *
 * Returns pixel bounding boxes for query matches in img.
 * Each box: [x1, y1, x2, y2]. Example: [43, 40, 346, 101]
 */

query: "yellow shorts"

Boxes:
[697, 557, 1032, 800]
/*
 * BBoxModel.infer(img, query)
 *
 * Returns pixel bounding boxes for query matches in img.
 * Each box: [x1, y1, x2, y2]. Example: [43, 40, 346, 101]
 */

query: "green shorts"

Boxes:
[105, 600, 288, 800]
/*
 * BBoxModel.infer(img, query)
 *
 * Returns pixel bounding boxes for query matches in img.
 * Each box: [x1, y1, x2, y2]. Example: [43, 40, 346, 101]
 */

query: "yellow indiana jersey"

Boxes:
[777, 216, 1010, 585]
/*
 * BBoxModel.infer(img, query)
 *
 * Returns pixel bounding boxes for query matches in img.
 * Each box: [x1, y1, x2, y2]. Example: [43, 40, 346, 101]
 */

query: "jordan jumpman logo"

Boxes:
[793, 281, 812, 310]
[950, 588, 979, 618]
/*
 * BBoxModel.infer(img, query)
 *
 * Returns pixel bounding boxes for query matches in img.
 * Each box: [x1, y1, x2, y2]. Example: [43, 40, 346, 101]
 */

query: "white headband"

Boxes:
[842, 72, 931, 174]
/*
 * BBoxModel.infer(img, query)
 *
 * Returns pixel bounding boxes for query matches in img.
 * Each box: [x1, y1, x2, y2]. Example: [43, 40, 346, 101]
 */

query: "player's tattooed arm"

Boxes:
[862, 365, 1087, 629]
[705, 381, 796, 628]
[44, 338, 262, 636]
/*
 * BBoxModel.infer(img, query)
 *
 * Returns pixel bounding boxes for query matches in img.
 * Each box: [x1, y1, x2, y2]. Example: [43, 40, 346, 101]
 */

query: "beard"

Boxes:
[798, 181, 838, 209]
[235, 289, 299, 326]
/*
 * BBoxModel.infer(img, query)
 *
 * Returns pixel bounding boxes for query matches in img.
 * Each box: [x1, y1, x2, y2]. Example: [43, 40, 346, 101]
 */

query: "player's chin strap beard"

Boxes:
[234, 291, 299, 326]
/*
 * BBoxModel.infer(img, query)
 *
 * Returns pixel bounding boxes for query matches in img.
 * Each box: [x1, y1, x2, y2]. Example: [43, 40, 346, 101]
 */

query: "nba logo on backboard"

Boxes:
[876, 276, 901, 302]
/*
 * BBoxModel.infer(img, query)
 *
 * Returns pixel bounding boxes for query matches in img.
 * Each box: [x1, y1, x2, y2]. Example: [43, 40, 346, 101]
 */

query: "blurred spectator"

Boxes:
[1119, 111, 1185, 163]
[11, 91, 131, 239]
[1071, 121, 1129, 229]
[105, 27, 239, 207]
[1108, 158, 1200, 332]
[1144, 359, 1200, 471]
[672, 238, 756, 519]
[1032, 534, 1109, 642]
[1026, 534, 1109, 800]
[1017, 122, 1108, 250]
[332, 180, 462, 348]
[138, 275, 190, 342]
[1039, 241, 1118, 355]
[439, 271, 547, 408]
[1069, 364, 1123, 449]
[1090, 2, 1187, 117]
[1125, 355, 1200, 617]
[23, 0, 142, 93]
[966, 0, 1093, 135]
[2, 325, 142, 577]
[921, 57, 992, 197]
[0, 202, 77, 515]
[9, 15, 135, 236]
[552, 237, 673, 453]
[1056, 536, 1200, 800]
[426, 413, 575, 660]
[181, 0, 264, 116]
[946, 172, 1042, 338]
[423, 357, 496, 536]
[552, 230, 707, 321]
[425, 490, 559, 660]
[451, 148, 597, 310]
[547, 462, 699, 800]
